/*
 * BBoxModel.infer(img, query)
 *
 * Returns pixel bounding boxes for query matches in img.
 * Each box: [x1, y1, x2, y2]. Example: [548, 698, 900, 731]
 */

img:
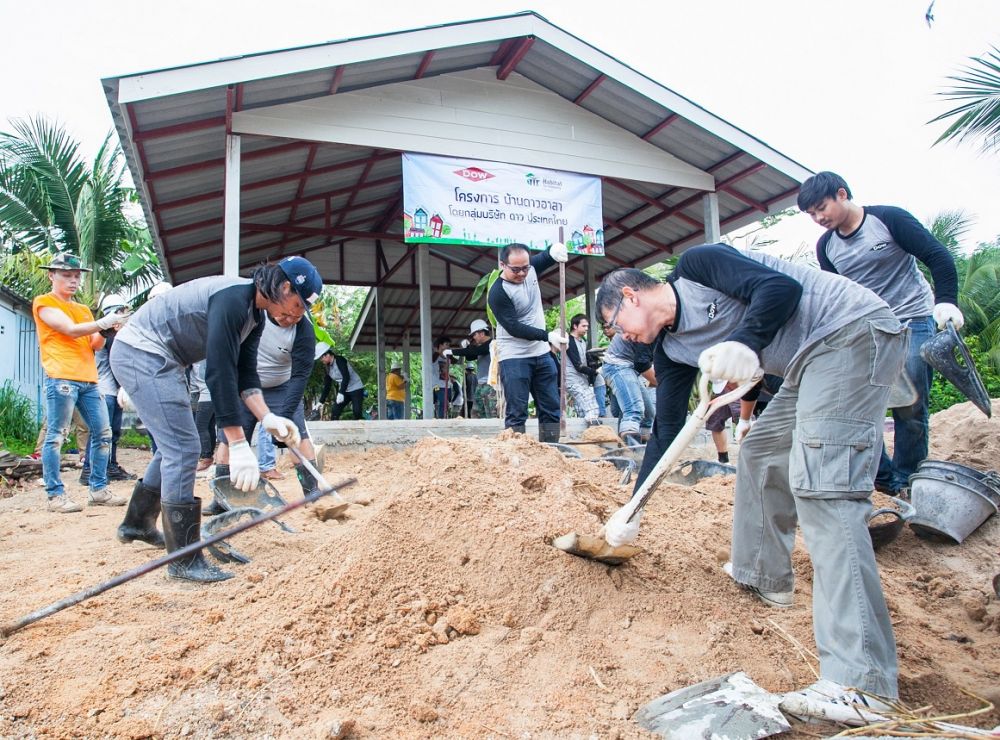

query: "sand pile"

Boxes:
[928, 399, 1000, 471]
[1, 434, 998, 738]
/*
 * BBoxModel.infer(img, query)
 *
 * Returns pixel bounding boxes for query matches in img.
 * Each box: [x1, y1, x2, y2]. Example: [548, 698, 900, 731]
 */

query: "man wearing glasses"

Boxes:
[487, 242, 569, 442]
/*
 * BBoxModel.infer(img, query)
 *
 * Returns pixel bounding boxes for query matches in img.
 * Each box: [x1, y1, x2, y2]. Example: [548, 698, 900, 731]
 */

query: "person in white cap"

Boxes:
[450, 318, 496, 418]
[32, 251, 129, 513]
[385, 361, 407, 420]
[316, 344, 366, 420]
[111, 256, 322, 583]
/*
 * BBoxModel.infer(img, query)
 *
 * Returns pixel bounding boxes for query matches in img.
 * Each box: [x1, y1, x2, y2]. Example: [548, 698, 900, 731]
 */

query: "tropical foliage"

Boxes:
[0, 116, 161, 307]
[931, 45, 1000, 154]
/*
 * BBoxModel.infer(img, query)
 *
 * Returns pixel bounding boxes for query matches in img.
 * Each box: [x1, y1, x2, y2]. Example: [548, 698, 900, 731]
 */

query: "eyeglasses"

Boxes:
[502, 263, 531, 275]
[606, 293, 626, 333]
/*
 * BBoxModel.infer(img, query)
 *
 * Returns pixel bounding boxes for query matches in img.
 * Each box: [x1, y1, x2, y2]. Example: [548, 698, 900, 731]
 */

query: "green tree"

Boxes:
[930, 45, 1000, 154]
[0, 116, 161, 305]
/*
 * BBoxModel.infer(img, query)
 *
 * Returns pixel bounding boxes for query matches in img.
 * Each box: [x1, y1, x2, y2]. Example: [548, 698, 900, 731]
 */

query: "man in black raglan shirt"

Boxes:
[111, 256, 322, 583]
[597, 244, 906, 708]
[798, 171, 962, 497]
[486, 242, 569, 442]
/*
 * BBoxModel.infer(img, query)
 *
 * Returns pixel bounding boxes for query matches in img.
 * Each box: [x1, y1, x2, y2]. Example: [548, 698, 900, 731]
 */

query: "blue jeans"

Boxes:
[257, 430, 277, 471]
[499, 353, 561, 428]
[42, 377, 111, 497]
[593, 382, 607, 417]
[875, 316, 934, 492]
[602, 363, 645, 435]
[387, 400, 404, 419]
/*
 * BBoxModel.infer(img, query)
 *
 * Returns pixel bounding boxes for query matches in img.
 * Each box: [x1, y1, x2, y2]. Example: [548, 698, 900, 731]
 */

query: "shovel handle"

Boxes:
[0, 478, 356, 639]
[622, 372, 762, 523]
[286, 444, 347, 504]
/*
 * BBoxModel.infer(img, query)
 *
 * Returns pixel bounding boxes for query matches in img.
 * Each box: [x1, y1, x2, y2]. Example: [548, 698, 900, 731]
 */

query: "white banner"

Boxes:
[402, 153, 604, 256]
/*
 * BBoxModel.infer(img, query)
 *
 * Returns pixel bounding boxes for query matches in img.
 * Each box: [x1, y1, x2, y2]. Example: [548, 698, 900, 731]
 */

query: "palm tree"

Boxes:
[930, 46, 1000, 153]
[0, 116, 161, 304]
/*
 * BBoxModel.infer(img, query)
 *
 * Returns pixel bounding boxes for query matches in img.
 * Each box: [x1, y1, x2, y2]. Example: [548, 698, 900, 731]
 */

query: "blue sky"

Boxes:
[3, 0, 998, 255]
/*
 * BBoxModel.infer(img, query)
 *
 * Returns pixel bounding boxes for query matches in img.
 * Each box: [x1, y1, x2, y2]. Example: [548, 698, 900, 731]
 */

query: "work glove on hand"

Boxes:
[548, 329, 569, 347]
[460, 339, 470, 348]
[549, 242, 569, 263]
[604, 507, 643, 547]
[228, 440, 260, 492]
[933, 302, 964, 331]
[96, 308, 131, 331]
[735, 417, 754, 442]
[698, 341, 759, 383]
[116, 387, 134, 412]
[442, 349, 453, 358]
[261, 412, 301, 447]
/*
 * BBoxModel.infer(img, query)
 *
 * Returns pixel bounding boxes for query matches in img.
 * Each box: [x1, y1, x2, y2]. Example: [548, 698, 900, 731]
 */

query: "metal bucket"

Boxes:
[914, 459, 1000, 498]
[907, 469, 999, 544]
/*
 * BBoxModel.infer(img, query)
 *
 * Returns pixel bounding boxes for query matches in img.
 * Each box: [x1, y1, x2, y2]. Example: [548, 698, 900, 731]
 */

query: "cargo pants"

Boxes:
[729, 308, 907, 698]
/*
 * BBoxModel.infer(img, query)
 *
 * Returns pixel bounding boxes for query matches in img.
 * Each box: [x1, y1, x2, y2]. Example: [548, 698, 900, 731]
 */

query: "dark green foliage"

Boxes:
[0, 380, 39, 450]
[928, 333, 1000, 414]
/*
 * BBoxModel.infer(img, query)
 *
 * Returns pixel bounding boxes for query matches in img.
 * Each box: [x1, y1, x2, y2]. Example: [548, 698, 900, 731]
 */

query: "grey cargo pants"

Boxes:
[730, 308, 906, 698]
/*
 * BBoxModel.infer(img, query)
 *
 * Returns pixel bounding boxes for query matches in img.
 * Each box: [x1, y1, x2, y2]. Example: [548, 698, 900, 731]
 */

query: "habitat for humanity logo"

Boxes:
[525, 172, 562, 190]
[454, 166, 494, 183]
[525, 172, 540, 186]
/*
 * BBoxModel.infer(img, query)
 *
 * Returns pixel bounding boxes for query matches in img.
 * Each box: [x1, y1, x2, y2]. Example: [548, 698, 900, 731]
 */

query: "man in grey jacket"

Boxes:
[597, 243, 906, 708]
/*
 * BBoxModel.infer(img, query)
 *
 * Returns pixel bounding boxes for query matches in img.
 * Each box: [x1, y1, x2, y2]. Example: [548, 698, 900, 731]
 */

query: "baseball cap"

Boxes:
[45, 252, 91, 272]
[278, 256, 322, 308]
[314, 341, 332, 360]
[470, 319, 490, 334]
[100, 293, 128, 315]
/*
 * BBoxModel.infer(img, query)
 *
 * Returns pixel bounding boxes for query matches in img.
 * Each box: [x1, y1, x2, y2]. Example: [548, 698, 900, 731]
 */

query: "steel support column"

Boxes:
[375, 287, 387, 420]
[417, 244, 434, 420]
[702, 192, 721, 243]
[223, 133, 241, 276]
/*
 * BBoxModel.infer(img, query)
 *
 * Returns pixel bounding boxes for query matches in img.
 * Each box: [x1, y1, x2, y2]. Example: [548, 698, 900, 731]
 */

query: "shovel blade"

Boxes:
[635, 671, 790, 739]
[209, 475, 288, 512]
[920, 321, 992, 417]
[551, 533, 642, 565]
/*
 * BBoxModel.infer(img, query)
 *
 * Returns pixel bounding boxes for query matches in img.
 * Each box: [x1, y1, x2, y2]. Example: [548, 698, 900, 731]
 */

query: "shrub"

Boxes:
[0, 381, 39, 450]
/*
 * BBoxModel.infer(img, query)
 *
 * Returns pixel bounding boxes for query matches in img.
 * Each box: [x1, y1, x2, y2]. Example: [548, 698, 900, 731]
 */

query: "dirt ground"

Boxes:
[1, 403, 999, 739]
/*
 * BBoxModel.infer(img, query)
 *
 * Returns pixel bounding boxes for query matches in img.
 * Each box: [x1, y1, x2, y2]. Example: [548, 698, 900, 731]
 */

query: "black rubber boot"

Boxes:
[203, 464, 229, 515]
[161, 499, 233, 583]
[79, 465, 90, 486]
[539, 422, 561, 444]
[117, 480, 165, 548]
[295, 461, 320, 497]
[509, 424, 526, 435]
[717, 451, 730, 464]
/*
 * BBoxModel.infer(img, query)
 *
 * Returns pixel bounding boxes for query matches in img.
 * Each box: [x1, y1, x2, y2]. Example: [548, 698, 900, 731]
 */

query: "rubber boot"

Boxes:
[117, 480, 165, 548]
[161, 499, 233, 583]
[509, 424, 526, 435]
[295, 461, 320, 497]
[539, 422, 561, 444]
[203, 464, 229, 515]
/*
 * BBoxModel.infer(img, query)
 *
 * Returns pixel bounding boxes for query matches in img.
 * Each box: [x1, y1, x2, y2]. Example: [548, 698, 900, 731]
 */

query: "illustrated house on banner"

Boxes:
[429, 214, 444, 238]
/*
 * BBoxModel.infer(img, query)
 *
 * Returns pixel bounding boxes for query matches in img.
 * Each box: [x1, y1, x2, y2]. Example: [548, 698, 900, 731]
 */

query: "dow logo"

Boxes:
[454, 166, 494, 182]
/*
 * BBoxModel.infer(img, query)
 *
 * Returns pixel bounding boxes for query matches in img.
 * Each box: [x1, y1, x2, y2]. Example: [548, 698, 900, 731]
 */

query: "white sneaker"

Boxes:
[87, 488, 127, 506]
[787, 678, 894, 712]
[723, 561, 794, 608]
[48, 495, 83, 513]
[780, 678, 895, 725]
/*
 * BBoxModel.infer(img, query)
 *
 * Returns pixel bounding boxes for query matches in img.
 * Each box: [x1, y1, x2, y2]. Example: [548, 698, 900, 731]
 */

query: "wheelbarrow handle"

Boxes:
[0, 477, 356, 639]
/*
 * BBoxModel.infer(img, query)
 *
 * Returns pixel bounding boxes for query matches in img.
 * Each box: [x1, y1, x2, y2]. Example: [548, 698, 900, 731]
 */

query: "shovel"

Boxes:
[553, 373, 760, 564]
[920, 319, 992, 417]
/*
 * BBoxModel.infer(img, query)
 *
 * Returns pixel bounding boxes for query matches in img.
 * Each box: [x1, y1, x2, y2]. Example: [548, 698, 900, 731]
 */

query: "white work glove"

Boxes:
[460, 339, 470, 348]
[549, 242, 569, 263]
[548, 329, 569, 347]
[604, 507, 644, 547]
[116, 387, 134, 412]
[933, 302, 964, 331]
[96, 308, 131, 330]
[228, 440, 260, 492]
[698, 341, 759, 383]
[735, 417, 753, 442]
[442, 349, 453, 358]
[336, 393, 345, 404]
[261, 412, 301, 447]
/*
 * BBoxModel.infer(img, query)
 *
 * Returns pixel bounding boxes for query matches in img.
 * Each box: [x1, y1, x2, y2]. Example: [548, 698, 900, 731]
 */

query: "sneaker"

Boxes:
[722, 562, 794, 608]
[195, 458, 213, 472]
[48, 495, 83, 513]
[782, 678, 895, 721]
[260, 469, 285, 481]
[87, 489, 127, 507]
[108, 463, 137, 482]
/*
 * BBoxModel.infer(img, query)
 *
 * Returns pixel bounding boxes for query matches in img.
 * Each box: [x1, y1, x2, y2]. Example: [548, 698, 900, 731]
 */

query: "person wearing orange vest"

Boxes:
[32, 252, 129, 513]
